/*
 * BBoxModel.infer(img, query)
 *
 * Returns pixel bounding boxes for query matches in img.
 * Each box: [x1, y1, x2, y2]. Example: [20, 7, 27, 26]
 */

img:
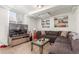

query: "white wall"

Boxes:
[16, 13, 24, 24]
[36, 12, 76, 31]
[71, 7, 77, 32]
[23, 15, 37, 32]
[0, 7, 9, 45]
[74, 6, 79, 33]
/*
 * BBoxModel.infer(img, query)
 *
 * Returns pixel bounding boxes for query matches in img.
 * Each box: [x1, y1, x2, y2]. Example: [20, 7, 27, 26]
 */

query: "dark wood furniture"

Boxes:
[31, 38, 49, 54]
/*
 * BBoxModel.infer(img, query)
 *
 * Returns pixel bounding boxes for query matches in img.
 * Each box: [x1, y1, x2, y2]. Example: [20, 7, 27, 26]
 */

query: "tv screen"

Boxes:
[9, 23, 17, 30]
[9, 23, 28, 37]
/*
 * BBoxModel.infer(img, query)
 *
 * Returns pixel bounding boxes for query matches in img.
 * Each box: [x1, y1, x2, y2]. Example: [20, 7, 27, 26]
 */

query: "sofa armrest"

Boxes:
[71, 39, 79, 53]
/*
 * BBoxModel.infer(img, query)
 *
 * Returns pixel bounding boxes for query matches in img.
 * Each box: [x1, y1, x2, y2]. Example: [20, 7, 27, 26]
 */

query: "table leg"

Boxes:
[31, 43, 33, 51]
[39, 46, 43, 54]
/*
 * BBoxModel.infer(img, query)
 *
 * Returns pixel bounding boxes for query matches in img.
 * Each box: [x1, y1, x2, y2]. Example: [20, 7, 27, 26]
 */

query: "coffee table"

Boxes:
[31, 38, 49, 54]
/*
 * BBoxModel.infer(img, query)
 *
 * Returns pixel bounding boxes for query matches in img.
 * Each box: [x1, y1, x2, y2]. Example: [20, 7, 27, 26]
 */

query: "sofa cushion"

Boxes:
[49, 42, 72, 54]
[45, 31, 59, 36]
[71, 39, 79, 53]
[45, 35, 57, 39]
[55, 36, 69, 44]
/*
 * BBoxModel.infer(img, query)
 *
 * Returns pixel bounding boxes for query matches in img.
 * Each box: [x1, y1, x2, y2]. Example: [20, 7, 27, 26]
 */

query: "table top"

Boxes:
[31, 38, 49, 46]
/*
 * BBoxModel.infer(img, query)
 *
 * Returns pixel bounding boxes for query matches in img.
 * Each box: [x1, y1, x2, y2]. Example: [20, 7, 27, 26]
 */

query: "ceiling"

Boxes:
[28, 5, 75, 18]
[47, 5, 74, 16]
[1, 5, 52, 14]
[2, 5, 36, 14]
[0, 5, 76, 18]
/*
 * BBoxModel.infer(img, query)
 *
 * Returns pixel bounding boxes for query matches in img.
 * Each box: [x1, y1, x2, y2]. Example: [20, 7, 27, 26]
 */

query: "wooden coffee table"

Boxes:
[31, 38, 49, 54]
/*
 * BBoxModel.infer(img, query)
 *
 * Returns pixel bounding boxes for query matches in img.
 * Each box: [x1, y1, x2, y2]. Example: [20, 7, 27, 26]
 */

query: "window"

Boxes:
[9, 11, 17, 23]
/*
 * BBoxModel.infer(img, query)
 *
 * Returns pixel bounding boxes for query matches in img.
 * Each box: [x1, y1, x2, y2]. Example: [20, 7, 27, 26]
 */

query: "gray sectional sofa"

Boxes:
[36, 31, 79, 54]
[49, 33, 79, 54]
[49, 36, 72, 54]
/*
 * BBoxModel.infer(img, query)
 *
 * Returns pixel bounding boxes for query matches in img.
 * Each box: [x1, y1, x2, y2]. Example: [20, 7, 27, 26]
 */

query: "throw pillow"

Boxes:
[61, 31, 68, 37]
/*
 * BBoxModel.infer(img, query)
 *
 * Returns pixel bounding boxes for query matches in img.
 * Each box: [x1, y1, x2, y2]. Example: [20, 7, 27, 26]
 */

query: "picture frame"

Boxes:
[54, 16, 68, 27]
[41, 19, 50, 28]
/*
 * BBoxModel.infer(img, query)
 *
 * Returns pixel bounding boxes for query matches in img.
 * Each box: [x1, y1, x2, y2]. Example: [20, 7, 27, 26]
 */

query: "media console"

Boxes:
[9, 23, 29, 46]
[9, 34, 30, 47]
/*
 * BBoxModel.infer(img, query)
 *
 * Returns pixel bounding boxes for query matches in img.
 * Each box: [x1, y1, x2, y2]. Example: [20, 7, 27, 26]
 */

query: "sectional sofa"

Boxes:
[49, 32, 79, 54]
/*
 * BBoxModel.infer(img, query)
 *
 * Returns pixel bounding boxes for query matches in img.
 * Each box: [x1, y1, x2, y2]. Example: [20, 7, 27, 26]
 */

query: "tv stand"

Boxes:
[9, 34, 30, 47]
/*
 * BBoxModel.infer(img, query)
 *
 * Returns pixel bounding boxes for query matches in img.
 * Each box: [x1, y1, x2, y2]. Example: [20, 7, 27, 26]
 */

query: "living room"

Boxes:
[0, 5, 79, 54]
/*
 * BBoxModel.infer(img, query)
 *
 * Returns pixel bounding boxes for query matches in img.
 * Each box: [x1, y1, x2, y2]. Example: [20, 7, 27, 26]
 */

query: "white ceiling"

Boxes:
[0, 5, 76, 17]
[1, 5, 52, 14]
[47, 5, 74, 16]
[28, 5, 76, 19]
[4, 5, 35, 14]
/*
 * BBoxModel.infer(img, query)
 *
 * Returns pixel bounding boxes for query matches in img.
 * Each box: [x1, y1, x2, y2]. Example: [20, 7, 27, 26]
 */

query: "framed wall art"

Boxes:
[54, 15, 68, 27]
[41, 19, 50, 28]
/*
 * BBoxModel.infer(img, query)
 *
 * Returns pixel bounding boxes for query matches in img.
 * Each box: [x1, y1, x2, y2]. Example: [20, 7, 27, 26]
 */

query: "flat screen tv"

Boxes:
[9, 23, 28, 37]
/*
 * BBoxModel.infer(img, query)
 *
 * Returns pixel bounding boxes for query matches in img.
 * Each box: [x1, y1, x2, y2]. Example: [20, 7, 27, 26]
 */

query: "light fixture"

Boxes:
[34, 5, 44, 8]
